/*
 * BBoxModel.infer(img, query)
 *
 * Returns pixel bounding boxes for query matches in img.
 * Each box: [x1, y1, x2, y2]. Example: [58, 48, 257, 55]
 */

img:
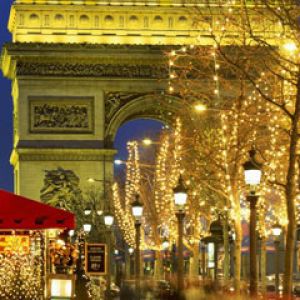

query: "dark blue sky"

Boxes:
[0, 1, 14, 191]
[0, 1, 162, 192]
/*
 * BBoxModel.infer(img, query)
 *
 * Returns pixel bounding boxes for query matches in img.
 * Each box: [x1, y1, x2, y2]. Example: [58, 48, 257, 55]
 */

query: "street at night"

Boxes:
[0, 0, 300, 299]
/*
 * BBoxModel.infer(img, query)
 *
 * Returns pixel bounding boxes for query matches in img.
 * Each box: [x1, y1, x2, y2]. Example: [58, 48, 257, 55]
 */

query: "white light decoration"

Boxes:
[173, 175, 188, 208]
[104, 214, 114, 226]
[68, 230, 75, 237]
[83, 223, 92, 233]
[56, 239, 65, 246]
[194, 103, 207, 112]
[283, 41, 297, 53]
[131, 195, 143, 219]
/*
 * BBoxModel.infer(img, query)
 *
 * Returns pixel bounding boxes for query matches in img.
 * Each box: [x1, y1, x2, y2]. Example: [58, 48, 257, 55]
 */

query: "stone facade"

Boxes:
[9, 1, 282, 45]
[1, 0, 284, 200]
[1, 41, 177, 200]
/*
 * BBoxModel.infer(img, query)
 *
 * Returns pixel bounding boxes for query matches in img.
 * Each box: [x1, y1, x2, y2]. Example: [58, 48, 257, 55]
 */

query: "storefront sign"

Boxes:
[85, 243, 106, 275]
[0, 235, 30, 254]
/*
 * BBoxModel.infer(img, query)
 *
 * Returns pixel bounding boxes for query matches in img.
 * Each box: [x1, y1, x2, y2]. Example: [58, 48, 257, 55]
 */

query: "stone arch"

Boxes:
[105, 93, 183, 145]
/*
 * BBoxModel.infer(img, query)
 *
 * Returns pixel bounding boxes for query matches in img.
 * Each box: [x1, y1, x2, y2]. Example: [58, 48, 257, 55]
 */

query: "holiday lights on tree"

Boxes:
[0, 232, 44, 299]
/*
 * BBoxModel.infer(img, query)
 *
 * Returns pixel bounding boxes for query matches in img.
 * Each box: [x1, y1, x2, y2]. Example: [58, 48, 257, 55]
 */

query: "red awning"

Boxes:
[0, 189, 75, 230]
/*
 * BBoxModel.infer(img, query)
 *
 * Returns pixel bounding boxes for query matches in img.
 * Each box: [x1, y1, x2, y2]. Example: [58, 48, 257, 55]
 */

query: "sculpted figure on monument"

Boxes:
[40, 167, 82, 210]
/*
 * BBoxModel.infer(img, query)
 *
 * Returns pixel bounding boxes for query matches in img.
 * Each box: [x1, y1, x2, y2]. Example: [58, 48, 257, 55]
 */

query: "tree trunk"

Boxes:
[189, 242, 200, 279]
[223, 218, 230, 282]
[154, 250, 163, 280]
[234, 219, 242, 292]
[283, 77, 300, 297]
[125, 251, 131, 279]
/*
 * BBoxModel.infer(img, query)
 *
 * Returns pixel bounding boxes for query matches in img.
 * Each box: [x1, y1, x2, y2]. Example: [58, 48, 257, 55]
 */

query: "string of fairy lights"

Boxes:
[111, 1, 300, 260]
[0, 231, 44, 299]
[1, 2, 300, 298]
[165, 1, 300, 243]
[113, 141, 140, 247]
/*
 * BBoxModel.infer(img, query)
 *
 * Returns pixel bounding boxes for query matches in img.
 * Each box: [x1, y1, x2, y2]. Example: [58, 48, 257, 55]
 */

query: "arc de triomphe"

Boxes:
[1, 0, 278, 202]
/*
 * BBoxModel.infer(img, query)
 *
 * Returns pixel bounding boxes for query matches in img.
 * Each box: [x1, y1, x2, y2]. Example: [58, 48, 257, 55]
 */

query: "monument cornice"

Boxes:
[1, 43, 171, 78]
[8, 2, 286, 45]
[10, 148, 117, 165]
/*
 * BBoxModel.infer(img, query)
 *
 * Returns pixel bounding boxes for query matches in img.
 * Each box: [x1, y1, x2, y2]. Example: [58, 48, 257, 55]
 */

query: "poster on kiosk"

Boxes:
[85, 243, 107, 275]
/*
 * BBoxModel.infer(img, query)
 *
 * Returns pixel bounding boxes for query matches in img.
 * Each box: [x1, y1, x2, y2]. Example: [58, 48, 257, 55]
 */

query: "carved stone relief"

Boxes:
[29, 97, 94, 133]
[17, 62, 169, 79]
[104, 92, 146, 126]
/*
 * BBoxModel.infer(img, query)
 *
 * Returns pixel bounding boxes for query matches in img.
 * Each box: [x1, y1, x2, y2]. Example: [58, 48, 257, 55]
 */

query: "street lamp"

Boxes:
[131, 194, 143, 299]
[243, 149, 262, 296]
[142, 138, 153, 146]
[84, 205, 92, 216]
[83, 223, 92, 233]
[173, 175, 188, 292]
[162, 239, 170, 250]
[243, 150, 262, 188]
[104, 213, 114, 227]
[84, 202, 103, 216]
[104, 212, 114, 300]
[272, 223, 282, 294]
[209, 217, 223, 282]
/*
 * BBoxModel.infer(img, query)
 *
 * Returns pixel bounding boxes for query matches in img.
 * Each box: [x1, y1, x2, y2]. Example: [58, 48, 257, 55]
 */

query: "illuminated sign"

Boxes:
[0, 235, 30, 254]
[85, 243, 106, 275]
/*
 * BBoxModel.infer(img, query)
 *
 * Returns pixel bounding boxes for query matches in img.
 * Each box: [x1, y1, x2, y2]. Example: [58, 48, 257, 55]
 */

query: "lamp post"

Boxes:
[272, 224, 282, 294]
[209, 217, 223, 282]
[131, 195, 143, 299]
[229, 231, 236, 279]
[76, 226, 91, 300]
[200, 244, 206, 280]
[104, 212, 114, 300]
[243, 149, 262, 296]
[173, 175, 188, 292]
[162, 238, 170, 281]
[127, 247, 134, 279]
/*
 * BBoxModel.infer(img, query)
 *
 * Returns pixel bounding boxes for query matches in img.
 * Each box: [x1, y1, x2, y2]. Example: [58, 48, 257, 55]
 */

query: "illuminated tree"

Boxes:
[0, 251, 43, 299]
[113, 119, 211, 280]
[211, 2, 300, 294]
[167, 1, 300, 294]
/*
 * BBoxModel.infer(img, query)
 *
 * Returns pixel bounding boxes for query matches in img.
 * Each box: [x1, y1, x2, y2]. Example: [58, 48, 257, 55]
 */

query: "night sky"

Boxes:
[0, 0, 14, 191]
[0, 1, 162, 192]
